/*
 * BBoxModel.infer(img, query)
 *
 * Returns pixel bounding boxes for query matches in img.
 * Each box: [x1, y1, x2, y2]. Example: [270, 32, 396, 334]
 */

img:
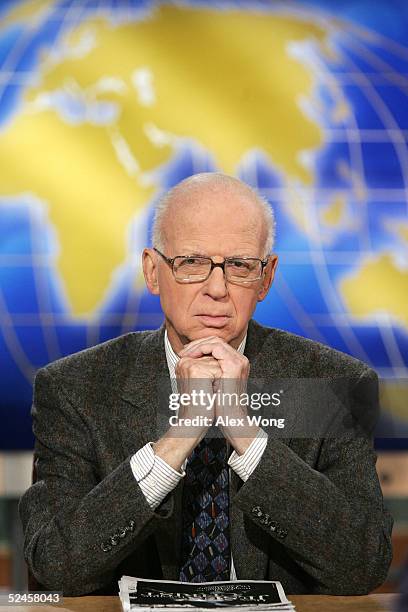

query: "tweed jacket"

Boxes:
[19, 319, 393, 596]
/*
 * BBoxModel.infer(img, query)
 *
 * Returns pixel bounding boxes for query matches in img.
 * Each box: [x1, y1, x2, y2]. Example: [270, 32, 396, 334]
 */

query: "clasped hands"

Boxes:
[174, 336, 259, 456]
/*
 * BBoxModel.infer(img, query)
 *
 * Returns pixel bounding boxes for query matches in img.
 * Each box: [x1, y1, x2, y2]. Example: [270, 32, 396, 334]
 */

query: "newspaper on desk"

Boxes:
[118, 577, 295, 612]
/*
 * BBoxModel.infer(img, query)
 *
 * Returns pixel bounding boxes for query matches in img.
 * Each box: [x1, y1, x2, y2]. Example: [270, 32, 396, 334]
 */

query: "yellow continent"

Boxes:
[0, 4, 326, 316]
[321, 193, 347, 227]
[340, 253, 408, 328]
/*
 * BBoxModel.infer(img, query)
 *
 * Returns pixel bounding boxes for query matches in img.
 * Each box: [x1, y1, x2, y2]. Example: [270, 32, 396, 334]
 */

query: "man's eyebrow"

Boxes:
[182, 251, 208, 257]
[181, 252, 258, 258]
[228, 253, 254, 258]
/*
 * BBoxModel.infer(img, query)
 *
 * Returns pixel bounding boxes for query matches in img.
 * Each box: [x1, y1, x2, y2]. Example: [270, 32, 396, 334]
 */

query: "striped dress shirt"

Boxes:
[130, 329, 268, 580]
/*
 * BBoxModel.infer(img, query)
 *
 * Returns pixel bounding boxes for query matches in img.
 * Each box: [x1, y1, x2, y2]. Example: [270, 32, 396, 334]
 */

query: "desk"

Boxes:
[9, 594, 398, 612]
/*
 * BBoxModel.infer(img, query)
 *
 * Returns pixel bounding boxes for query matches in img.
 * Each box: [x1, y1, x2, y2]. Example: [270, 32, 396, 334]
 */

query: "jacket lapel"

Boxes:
[119, 325, 167, 449]
[229, 320, 294, 579]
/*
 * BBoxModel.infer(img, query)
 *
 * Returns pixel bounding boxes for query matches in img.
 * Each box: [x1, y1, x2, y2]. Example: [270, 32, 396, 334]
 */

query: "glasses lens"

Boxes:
[226, 258, 261, 281]
[173, 256, 211, 282]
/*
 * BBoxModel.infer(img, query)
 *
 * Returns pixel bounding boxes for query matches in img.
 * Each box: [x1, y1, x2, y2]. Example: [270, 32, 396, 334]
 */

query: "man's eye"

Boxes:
[185, 258, 200, 265]
[231, 260, 249, 268]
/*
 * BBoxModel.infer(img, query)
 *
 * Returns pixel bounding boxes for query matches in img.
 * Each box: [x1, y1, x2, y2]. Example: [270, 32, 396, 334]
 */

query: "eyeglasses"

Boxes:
[154, 248, 269, 284]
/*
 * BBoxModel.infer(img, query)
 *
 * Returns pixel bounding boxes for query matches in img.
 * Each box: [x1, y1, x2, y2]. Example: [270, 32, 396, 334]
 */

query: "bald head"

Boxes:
[152, 172, 275, 256]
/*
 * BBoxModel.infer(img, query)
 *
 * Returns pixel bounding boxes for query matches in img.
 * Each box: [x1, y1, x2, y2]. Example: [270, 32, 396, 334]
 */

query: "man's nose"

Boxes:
[203, 265, 228, 298]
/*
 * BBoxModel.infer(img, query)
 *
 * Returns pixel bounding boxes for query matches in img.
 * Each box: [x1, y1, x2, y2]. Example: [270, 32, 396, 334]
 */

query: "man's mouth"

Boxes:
[196, 314, 231, 327]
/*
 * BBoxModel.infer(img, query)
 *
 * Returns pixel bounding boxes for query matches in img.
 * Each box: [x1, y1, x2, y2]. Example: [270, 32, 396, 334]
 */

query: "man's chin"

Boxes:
[188, 322, 236, 343]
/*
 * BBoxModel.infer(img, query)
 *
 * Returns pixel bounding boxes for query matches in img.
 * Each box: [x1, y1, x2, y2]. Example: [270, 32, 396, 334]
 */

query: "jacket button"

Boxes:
[269, 522, 277, 532]
[119, 527, 127, 538]
[101, 542, 111, 552]
[129, 520, 135, 532]
[252, 506, 262, 517]
[277, 529, 288, 539]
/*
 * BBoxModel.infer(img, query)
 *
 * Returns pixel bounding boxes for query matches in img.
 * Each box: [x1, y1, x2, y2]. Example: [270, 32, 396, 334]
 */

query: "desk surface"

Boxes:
[11, 594, 398, 612]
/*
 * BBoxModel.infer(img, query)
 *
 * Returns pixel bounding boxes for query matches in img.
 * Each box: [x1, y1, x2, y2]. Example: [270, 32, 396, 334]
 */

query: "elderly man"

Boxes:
[20, 173, 392, 596]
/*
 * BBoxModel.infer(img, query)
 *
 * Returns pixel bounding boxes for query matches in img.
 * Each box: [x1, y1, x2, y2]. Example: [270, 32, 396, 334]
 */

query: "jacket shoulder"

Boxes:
[35, 328, 161, 399]
[250, 320, 375, 378]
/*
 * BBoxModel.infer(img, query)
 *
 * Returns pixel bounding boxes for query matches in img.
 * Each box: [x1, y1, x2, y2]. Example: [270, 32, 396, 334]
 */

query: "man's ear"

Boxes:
[257, 254, 278, 302]
[142, 248, 160, 295]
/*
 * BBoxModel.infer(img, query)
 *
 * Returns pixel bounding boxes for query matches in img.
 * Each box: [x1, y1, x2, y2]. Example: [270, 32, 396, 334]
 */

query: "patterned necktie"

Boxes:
[179, 434, 230, 582]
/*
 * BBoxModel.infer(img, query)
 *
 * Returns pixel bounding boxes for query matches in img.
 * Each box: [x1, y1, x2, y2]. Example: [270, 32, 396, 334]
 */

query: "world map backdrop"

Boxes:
[0, 0, 407, 448]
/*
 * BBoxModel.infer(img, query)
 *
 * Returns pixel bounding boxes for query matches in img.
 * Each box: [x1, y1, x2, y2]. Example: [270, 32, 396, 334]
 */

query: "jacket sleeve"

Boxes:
[232, 368, 393, 595]
[19, 367, 174, 596]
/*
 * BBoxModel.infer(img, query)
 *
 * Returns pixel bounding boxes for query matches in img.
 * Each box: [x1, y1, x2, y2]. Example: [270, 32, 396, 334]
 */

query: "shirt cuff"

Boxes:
[228, 428, 268, 482]
[130, 442, 185, 510]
